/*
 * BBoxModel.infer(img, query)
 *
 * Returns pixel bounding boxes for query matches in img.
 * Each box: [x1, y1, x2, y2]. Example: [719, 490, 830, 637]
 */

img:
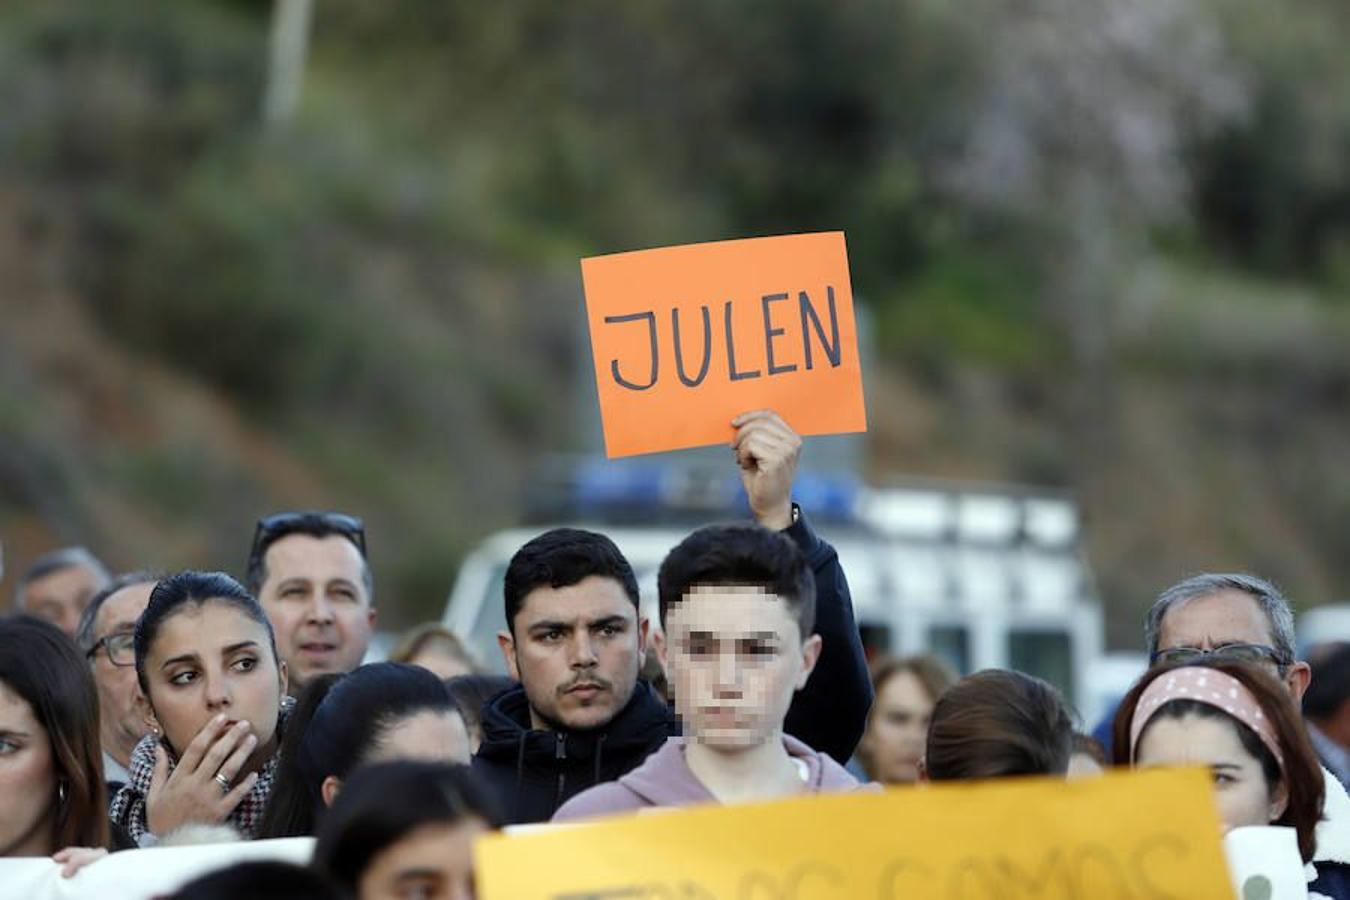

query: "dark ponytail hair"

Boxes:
[259, 662, 458, 838]
[134, 570, 278, 696]
[312, 761, 500, 895]
[0, 616, 110, 851]
[926, 669, 1075, 781]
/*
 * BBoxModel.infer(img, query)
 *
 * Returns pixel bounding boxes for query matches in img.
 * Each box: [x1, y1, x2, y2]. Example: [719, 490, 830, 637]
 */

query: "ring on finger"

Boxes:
[213, 772, 231, 794]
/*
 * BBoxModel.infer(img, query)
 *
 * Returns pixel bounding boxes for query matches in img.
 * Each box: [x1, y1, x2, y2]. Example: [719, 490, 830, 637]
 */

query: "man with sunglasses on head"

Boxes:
[246, 512, 374, 694]
[77, 571, 159, 793]
[1145, 572, 1350, 884]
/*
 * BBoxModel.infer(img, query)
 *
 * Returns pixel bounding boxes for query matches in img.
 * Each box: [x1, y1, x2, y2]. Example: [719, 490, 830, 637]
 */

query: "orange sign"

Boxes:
[581, 232, 867, 457]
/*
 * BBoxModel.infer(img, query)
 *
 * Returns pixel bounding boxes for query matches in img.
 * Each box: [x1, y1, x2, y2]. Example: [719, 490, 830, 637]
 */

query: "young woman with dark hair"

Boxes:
[312, 761, 500, 900]
[857, 654, 956, 784]
[1115, 660, 1349, 897]
[258, 661, 471, 838]
[109, 571, 292, 843]
[924, 669, 1075, 782]
[0, 615, 111, 864]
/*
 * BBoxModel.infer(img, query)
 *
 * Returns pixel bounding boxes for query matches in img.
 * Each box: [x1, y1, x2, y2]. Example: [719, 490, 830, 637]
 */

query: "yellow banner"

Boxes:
[475, 768, 1235, 899]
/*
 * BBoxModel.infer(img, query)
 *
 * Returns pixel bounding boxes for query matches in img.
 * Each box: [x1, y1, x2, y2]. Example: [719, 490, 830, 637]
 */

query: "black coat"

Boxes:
[473, 680, 674, 825]
[1312, 862, 1350, 900]
[471, 508, 873, 824]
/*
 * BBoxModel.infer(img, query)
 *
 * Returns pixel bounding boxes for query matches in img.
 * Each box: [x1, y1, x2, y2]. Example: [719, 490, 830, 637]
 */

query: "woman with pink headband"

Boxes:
[1113, 660, 1350, 899]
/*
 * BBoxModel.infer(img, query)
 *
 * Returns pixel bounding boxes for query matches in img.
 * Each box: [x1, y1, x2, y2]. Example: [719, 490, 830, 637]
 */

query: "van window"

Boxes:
[469, 563, 509, 672]
[929, 624, 970, 675]
[1009, 629, 1074, 706]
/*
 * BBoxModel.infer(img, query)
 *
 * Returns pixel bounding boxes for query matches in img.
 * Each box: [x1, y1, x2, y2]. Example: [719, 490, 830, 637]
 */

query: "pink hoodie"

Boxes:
[552, 734, 875, 821]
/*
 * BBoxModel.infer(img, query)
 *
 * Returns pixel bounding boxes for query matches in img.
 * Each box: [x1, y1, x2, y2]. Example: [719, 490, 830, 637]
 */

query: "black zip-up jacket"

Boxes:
[471, 507, 873, 824]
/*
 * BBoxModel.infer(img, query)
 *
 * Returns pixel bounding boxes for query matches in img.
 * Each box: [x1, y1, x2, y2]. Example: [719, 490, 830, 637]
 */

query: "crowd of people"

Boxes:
[1, 409, 1349, 898]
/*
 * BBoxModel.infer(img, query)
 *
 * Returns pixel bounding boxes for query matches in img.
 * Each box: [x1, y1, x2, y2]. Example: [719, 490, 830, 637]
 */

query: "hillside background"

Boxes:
[1, 0, 1347, 648]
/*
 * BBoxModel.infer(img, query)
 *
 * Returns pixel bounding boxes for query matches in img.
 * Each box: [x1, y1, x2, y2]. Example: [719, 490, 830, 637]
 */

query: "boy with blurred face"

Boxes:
[474, 410, 874, 823]
[247, 513, 375, 693]
[553, 524, 868, 819]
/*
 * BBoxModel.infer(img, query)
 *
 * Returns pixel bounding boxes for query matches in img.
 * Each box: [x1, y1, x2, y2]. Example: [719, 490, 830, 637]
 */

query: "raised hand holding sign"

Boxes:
[732, 409, 801, 531]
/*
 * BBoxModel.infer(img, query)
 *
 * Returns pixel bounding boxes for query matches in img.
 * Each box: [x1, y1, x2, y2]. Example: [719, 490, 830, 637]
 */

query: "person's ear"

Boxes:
[321, 775, 343, 808]
[277, 659, 289, 699]
[917, 756, 929, 783]
[1270, 778, 1290, 821]
[653, 626, 669, 671]
[497, 630, 520, 682]
[136, 692, 160, 736]
[794, 634, 824, 690]
[637, 615, 650, 656]
[366, 606, 378, 630]
[1286, 662, 1312, 703]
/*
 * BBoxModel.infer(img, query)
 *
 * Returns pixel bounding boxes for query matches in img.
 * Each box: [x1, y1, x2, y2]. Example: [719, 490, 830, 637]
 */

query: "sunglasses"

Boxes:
[249, 511, 367, 568]
[1150, 642, 1290, 670]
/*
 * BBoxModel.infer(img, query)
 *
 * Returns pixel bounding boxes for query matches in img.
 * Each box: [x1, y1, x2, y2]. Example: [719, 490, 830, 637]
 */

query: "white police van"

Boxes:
[442, 461, 1111, 722]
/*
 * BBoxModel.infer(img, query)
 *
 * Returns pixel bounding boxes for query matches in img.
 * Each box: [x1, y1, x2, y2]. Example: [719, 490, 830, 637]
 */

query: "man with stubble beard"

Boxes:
[473, 410, 873, 823]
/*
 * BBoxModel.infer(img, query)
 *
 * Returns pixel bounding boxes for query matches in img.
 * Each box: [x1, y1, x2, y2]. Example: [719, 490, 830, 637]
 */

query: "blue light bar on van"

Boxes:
[573, 459, 668, 509]
[784, 473, 862, 522]
[570, 458, 862, 524]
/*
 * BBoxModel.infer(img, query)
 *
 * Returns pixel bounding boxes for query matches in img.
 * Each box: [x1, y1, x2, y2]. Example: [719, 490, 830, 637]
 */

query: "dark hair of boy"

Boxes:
[657, 523, 816, 636]
[502, 528, 639, 633]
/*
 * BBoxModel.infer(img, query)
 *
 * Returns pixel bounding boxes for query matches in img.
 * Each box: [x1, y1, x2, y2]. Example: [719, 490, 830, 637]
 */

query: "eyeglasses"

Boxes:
[1151, 642, 1290, 670]
[249, 512, 367, 569]
[87, 631, 135, 667]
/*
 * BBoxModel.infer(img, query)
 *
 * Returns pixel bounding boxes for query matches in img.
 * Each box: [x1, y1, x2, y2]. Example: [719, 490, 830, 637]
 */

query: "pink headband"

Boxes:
[1128, 667, 1284, 769]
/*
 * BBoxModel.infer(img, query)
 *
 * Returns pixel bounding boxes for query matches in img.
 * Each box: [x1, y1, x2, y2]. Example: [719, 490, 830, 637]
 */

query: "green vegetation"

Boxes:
[0, 0, 1345, 637]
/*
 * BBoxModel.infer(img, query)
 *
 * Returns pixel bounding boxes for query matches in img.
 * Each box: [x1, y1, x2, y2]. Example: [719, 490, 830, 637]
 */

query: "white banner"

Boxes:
[1224, 826, 1308, 900]
[0, 837, 315, 900]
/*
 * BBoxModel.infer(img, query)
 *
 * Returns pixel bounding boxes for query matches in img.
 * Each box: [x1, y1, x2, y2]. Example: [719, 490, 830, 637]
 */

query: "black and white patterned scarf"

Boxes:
[109, 696, 294, 842]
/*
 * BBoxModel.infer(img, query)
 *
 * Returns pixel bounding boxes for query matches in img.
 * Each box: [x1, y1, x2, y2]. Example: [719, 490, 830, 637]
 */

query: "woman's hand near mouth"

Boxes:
[145, 714, 260, 836]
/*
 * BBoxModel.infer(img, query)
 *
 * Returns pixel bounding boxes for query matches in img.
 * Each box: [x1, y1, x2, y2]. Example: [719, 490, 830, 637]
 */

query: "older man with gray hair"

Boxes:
[1146, 572, 1350, 888]
[14, 545, 111, 636]
[1145, 573, 1310, 698]
[76, 571, 158, 791]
